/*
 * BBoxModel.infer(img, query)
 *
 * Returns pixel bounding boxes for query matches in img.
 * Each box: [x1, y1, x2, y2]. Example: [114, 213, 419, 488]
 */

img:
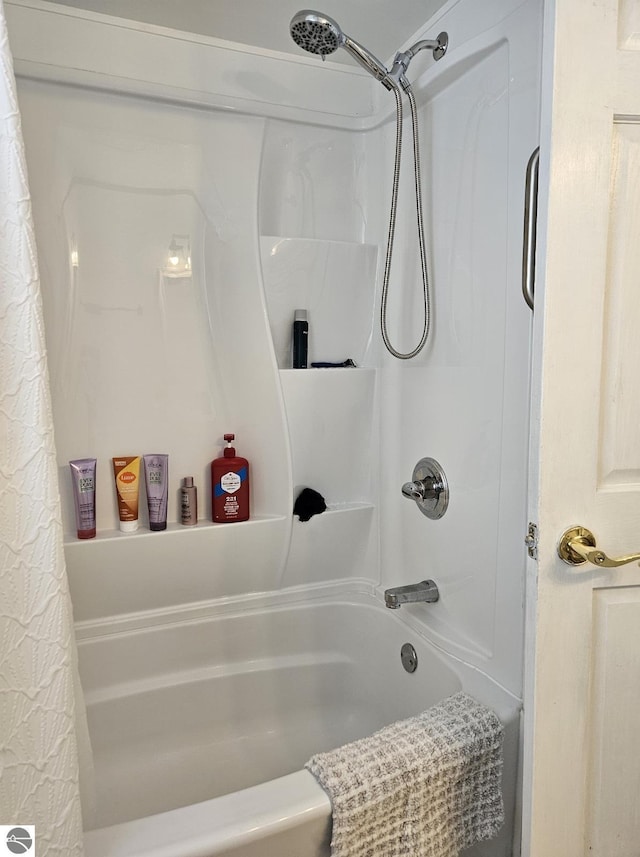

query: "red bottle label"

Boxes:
[212, 462, 249, 522]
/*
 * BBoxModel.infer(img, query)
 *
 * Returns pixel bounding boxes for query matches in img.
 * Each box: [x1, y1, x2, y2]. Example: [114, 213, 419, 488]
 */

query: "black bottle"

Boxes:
[292, 309, 308, 368]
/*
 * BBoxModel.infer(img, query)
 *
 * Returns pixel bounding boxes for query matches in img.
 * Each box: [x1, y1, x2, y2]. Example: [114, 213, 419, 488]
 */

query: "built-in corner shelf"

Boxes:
[260, 235, 378, 370]
[281, 368, 377, 510]
[286, 501, 376, 588]
[259, 233, 379, 590]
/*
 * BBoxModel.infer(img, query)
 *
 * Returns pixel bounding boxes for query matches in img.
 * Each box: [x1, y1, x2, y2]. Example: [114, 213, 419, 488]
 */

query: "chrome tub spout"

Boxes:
[384, 579, 439, 609]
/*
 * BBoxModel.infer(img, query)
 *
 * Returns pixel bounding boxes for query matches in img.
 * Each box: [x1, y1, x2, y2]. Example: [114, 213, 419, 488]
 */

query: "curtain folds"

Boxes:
[0, 1, 86, 853]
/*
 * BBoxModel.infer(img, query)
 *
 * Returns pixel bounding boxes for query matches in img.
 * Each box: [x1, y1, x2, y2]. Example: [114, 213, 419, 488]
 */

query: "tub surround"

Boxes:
[8, 0, 538, 853]
[10, 0, 537, 693]
[9, 0, 537, 700]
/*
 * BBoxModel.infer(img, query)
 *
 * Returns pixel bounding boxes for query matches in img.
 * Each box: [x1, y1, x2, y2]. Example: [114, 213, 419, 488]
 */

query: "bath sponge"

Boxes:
[293, 488, 327, 522]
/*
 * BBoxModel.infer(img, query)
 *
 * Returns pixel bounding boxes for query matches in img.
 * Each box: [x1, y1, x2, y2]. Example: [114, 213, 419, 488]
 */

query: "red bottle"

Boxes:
[211, 433, 250, 522]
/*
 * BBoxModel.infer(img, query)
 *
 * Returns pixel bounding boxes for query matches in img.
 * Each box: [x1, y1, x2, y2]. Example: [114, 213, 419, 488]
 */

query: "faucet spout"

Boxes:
[384, 579, 439, 609]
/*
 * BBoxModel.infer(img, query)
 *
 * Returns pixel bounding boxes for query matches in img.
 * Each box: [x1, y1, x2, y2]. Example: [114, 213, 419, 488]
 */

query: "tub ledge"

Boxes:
[84, 769, 331, 857]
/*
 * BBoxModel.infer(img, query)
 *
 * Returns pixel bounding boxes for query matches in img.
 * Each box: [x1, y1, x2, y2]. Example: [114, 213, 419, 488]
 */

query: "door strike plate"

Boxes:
[525, 522, 538, 559]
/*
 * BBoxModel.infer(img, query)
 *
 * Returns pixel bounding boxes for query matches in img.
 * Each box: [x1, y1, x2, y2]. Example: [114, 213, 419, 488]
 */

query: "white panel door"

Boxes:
[524, 0, 640, 855]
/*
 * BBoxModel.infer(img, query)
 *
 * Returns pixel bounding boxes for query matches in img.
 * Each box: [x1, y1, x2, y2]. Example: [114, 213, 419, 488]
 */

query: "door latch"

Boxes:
[525, 522, 538, 559]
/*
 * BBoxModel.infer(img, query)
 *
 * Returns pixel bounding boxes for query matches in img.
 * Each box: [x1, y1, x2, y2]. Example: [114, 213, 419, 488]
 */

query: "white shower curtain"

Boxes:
[0, 2, 86, 853]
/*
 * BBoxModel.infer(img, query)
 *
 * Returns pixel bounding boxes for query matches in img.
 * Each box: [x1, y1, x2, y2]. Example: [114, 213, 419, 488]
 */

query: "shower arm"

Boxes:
[388, 32, 448, 86]
[342, 33, 449, 92]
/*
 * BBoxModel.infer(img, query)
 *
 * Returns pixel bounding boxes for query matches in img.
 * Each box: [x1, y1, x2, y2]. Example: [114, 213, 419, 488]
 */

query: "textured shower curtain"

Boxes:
[0, 2, 86, 853]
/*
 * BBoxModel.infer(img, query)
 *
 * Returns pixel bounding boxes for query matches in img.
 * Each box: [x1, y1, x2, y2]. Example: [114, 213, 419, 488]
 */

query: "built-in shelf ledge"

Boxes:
[63, 506, 373, 549]
[280, 367, 375, 375]
[261, 235, 377, 249]
[280, 368, 376, 384]
[316, 502, 374, 514]
[64, 513, 292, 623]
[63, 513, 286, 548]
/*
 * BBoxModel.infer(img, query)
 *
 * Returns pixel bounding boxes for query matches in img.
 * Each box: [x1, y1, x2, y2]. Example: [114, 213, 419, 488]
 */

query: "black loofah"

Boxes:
[293, 487, 327, 522]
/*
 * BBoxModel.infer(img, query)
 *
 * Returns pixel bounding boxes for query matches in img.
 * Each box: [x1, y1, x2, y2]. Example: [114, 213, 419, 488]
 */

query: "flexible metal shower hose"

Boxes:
[380, 81, 431, 360]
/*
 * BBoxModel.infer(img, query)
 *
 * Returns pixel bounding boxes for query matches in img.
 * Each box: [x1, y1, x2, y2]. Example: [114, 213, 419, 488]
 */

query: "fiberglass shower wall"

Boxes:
[7, 0, 539, 696]
[8, 0, 381, 622]
[376, 0, 540, 697]
[14, 78, 299, 619]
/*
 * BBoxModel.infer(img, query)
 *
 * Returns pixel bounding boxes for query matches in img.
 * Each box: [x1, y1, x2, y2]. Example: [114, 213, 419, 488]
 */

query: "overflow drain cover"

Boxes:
[401, 642, 418, 673]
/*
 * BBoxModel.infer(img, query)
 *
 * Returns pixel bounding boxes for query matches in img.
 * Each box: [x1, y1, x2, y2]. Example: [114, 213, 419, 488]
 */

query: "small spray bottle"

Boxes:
[180, 477, 198, 526]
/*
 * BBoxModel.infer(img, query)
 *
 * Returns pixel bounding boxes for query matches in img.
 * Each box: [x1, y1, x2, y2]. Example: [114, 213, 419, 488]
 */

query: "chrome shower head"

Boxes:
[289, 9, 394, 88]
[290, 9, 344, 57]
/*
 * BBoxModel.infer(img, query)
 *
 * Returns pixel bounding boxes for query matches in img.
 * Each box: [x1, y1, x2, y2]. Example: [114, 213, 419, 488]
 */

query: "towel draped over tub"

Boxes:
[305, 691, 504, 857]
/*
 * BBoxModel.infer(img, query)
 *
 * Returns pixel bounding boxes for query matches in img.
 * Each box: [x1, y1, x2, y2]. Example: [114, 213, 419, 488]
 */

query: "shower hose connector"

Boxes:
[387, 32, 449, 86]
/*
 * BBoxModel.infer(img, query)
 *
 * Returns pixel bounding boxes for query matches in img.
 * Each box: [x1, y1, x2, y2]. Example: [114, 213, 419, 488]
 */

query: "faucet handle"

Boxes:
[402, 481, 424, 501]
[401, 458, 449, 519]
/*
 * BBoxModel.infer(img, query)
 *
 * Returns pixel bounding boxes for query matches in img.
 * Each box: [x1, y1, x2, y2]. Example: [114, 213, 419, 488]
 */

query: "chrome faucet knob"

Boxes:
[401, 458, 449, 519]
[402, 481, 424, 501]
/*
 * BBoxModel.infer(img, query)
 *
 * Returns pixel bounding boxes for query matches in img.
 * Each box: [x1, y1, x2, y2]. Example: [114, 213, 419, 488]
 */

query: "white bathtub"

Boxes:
[80, 591, 521, 857]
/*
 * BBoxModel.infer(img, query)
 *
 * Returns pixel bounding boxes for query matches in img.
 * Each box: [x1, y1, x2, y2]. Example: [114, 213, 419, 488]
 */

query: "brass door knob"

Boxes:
[558, 526, 640, 568]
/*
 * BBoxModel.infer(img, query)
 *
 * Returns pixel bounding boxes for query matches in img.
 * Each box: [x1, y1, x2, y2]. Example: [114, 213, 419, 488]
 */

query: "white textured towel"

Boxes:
[305, 692, 504, 857]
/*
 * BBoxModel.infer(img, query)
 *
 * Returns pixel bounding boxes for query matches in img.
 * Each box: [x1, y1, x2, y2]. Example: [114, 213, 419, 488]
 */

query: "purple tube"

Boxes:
[69, 458, 97, 539]
[143, 454, 168, 531]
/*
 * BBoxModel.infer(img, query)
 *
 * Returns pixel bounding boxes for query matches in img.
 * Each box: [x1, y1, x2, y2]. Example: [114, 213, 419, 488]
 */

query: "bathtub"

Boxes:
[79, 589, 521, 857]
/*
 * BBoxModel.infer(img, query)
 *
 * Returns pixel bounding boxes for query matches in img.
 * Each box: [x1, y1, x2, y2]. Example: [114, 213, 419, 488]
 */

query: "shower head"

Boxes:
[289, 10, 394, 89]
[290, 10, 343, 57]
